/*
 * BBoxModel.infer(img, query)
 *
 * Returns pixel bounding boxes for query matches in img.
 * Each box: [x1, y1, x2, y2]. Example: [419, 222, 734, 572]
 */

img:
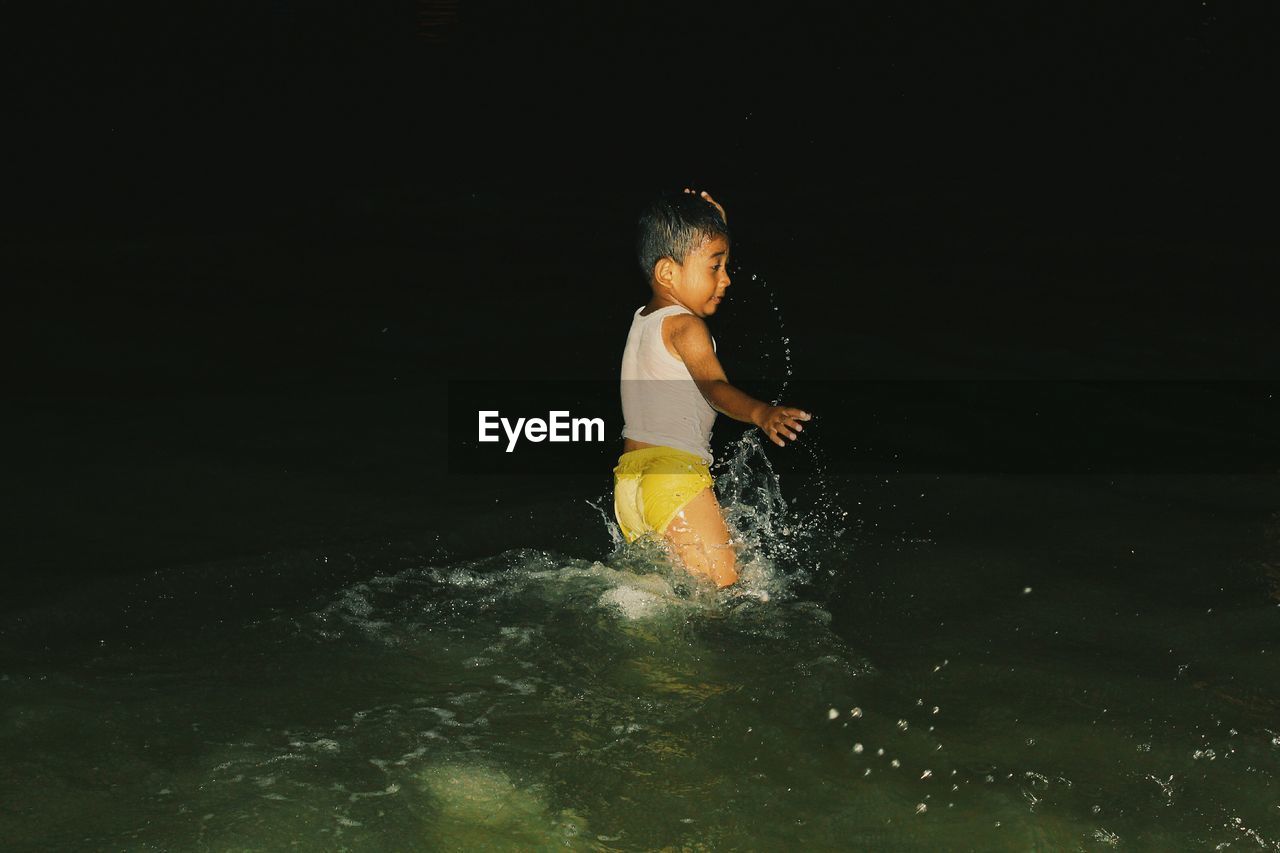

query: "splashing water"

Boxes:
[589, 411, 851, 607]
[713, 430, 847, 590]
[725, 267, 852, 583]
[745, 269, 795, 403]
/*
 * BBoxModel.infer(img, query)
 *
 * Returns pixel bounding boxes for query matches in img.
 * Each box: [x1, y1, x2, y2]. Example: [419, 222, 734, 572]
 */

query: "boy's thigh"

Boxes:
[663, 487, 738, 587]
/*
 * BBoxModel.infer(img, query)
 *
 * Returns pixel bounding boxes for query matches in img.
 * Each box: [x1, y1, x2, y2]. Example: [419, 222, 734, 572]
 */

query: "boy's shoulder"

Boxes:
[661, 311, 707, 340]
[632, 306, 708, 335]
[665, 311, 708, 334]
[663, 312, 716, 358]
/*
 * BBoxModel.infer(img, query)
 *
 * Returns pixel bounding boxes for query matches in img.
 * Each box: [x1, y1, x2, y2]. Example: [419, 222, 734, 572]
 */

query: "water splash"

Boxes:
[711, 429, 850, 591]
[714, 432, 793, 567]
[590, 427, 851, 605]
[745, 269, 793, 402]
[585, 497, 623, 548]
[727, 266, 851, 585]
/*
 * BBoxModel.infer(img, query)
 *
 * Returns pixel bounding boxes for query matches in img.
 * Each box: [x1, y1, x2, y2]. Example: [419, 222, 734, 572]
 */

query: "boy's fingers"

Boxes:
[764, 416, 804, 446]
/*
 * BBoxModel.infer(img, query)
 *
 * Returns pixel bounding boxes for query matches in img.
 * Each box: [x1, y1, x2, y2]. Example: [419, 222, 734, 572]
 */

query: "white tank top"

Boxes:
[620, 304, 718, 464]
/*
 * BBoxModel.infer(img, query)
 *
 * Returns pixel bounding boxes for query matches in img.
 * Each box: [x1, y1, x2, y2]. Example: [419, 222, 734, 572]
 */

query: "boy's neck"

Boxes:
[645, 293, 684, 313]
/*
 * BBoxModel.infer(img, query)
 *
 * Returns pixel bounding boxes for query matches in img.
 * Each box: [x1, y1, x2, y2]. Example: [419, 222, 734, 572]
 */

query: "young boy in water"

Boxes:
[614, 188, 811, 589]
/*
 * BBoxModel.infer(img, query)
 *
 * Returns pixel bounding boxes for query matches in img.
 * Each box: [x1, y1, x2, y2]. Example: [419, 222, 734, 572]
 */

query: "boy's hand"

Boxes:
[753, 405, 812, 447]
[683, 187, 727, 224]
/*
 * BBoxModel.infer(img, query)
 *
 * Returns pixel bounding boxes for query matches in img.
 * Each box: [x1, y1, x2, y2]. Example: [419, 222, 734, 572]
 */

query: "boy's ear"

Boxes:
[653, 256, 679, 290]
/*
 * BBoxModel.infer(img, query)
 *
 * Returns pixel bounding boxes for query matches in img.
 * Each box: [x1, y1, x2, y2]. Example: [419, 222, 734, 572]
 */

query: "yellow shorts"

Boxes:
[612, 446, 714, 544]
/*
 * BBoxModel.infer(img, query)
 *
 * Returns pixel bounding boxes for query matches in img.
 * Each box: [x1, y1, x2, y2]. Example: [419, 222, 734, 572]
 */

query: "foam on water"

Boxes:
[106, 480, 862, 848]
[302, 430, 842, 646]
[417, 762, 589, 850]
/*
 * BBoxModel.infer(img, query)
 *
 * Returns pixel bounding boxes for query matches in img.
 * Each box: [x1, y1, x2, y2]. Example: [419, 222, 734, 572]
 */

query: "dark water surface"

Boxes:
[3, 384, 1279, 850]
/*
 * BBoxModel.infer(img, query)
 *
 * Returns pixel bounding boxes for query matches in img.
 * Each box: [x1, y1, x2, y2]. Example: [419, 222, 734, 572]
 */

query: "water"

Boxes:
[4, 393, 1279, 850]
[5, 258, 1279, 848]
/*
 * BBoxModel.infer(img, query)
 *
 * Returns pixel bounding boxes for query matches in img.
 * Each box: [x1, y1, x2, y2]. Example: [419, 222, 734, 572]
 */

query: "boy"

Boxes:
[613, 188, 812, 589]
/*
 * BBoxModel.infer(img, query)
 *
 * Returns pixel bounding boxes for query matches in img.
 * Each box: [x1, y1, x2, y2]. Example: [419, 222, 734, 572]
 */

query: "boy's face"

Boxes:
[667, 234, 732, 318]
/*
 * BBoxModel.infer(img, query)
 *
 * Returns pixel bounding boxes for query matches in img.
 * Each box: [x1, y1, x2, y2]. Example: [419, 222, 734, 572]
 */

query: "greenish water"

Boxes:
[3, 420, 1278, 849]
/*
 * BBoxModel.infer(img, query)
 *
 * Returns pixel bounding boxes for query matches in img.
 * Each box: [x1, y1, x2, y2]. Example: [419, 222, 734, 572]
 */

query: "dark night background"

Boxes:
[5, 2, 1277, 614]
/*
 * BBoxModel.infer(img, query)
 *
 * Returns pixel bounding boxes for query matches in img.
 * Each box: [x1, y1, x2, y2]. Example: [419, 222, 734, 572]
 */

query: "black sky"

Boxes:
[8, 1, 1277, 392]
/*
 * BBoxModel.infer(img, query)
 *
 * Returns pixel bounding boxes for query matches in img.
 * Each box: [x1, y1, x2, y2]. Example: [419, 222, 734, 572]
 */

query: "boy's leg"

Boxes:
[663, 487, 738, 588]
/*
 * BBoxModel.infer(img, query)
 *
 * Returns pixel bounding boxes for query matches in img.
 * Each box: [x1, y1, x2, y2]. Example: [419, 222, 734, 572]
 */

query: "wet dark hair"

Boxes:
[636, 190, 731, 281]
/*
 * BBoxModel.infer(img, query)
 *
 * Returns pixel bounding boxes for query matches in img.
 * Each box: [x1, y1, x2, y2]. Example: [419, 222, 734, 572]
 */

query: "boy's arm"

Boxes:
[669, 315, 811, 447]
